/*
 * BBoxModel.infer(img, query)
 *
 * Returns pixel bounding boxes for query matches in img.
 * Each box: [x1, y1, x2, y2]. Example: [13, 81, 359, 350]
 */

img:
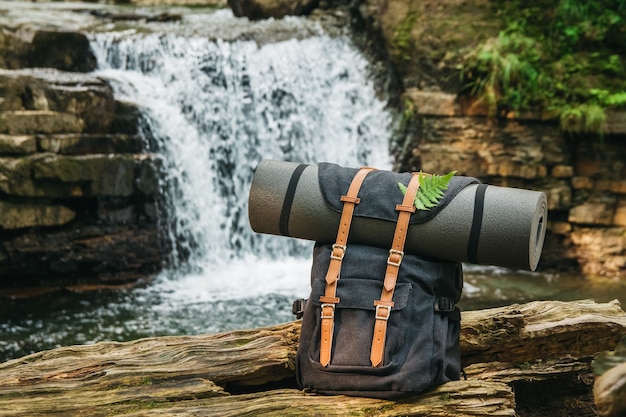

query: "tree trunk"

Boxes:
[0, 299, 624, 416]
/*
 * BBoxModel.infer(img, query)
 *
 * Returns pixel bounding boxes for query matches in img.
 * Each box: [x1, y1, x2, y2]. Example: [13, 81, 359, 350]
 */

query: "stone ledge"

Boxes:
[403, 88, 626, 135]
[0, 110, 84, 135]
[0, 134, 36, 155]
[0, 201, 75, 230]
[0, 153, 154, 197]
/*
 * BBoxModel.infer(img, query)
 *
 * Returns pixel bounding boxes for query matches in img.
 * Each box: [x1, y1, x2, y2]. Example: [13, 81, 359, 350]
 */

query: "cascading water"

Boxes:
[84, 11, 393, 335]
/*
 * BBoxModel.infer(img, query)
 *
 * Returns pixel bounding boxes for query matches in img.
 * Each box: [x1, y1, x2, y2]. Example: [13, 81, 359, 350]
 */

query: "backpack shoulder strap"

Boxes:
[370, 172, 420, 367]
[319, 166, 375, 367]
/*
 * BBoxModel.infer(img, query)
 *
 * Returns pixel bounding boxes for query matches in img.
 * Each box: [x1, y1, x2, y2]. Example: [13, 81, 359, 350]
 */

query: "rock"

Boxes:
[570, 227, 626, 277]
[593, 337, 626, 417]
[28, 29, 96, 72]
[400, 116, 562, 180]
[0, 153, 144, 198]
[569, 203, 615, 226]
[605, 111, 626, 135]
[0, 201, 75, 229]
[594, 362, 626, 417]
[0, 224, 163, 285]
[551, 165, 574, 178]
[614, 201, 626, 227]
[228, 0, 320, 20]
[403, 89, 460, 116]
[572, 176, 594, 190]
[0, 134, 36, 155]
[37, 134, 144, 155]
[0, 68, 116, 133]
[109, 100, 141, 135]
[30, 153, 136, 197]
[0, 110, 84, 134]
[0, 26, 96, 72]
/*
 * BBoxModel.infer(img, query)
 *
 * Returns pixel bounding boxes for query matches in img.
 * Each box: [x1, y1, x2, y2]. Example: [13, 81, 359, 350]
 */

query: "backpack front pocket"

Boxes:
[307, 277, 412, 373]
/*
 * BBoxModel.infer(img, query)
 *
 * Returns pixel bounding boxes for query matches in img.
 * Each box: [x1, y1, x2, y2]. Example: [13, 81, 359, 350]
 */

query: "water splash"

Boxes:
[89, 27, 392, 310]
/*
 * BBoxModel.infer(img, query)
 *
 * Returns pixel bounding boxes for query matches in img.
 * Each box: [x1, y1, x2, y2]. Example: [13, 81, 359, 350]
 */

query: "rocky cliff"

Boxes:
[0, 27, 163, 288]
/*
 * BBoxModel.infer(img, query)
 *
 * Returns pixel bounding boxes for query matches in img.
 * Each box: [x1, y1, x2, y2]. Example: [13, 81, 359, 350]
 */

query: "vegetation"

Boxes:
[459, 0, 626, 136]
[398, 170, 456, 211]
[392, 11, 420, 62]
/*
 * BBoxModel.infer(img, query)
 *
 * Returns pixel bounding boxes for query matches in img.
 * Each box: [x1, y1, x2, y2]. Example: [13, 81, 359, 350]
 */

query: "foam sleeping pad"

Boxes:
[248, 160, 547, 271]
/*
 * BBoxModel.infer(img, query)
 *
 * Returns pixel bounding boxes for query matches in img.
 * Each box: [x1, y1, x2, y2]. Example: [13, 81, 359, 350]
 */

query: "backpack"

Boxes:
[295, 168, 463, 399]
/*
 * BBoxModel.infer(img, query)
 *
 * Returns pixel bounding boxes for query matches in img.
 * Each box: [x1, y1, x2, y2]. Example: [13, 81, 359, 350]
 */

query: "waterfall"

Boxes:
[88, 11, 393, 332]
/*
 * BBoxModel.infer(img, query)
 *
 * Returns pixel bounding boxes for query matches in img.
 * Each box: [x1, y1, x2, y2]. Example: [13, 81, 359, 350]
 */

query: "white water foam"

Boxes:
[90, 27, 393, 319]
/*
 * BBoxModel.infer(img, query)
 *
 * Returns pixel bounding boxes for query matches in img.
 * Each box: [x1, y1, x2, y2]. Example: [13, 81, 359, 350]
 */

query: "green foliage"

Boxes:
[393, 11, 420, 62]
[560, 103, 606, 134]
[461, 32, 543, 115]
[459, 0, 626, 136]
[399, 98, 416, 131]
[398, 171, 456, 211]
[589, 88, 626, 108]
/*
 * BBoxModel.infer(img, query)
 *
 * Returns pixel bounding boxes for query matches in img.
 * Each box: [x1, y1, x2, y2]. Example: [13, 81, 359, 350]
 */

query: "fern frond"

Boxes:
[397, 170, 456, 211]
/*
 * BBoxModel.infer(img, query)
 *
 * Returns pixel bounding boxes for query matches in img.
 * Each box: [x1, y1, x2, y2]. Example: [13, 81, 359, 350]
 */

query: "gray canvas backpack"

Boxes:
[295, 167, 464, 399]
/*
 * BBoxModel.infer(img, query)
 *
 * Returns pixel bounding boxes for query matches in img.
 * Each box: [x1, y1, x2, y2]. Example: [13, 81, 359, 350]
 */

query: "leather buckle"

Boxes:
[387, 249, 404, 267]
[375, 305, 391, 320]
[330, 244, 347, 261]
[320, 303, 335, 319]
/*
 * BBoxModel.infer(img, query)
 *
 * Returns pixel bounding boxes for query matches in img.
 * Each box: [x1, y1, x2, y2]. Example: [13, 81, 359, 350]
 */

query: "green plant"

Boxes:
[459, 0, 626, 136]
[398, 171, 456, 211]
[560, 102, 606, 134]
[399, 98, 416, 131]
[589, 88, 626, 108]
[462, 32, 542, 115]
[393, 11, 419, 62]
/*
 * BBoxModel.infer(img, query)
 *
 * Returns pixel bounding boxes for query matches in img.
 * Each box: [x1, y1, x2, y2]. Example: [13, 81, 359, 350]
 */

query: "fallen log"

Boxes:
[0, 299, 624, 416]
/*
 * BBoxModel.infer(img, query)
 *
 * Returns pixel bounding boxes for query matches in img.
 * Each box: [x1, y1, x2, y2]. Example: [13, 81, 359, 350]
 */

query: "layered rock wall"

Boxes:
[0, 29, 163, 288]
[394, 91, 626, 278]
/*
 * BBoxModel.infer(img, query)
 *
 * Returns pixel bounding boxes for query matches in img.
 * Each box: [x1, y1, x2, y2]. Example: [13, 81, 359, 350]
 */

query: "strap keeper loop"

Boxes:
[395, 203, 416, 213]
[340, 195, 361, 204]
[319, 295, 340, 304]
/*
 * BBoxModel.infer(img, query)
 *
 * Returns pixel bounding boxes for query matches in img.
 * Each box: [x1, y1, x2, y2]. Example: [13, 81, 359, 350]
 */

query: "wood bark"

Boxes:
[0, 299, 624, 416]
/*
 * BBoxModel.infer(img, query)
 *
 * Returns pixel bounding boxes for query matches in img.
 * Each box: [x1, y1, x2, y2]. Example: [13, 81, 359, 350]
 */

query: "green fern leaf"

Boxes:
[397, 170, 456, 211]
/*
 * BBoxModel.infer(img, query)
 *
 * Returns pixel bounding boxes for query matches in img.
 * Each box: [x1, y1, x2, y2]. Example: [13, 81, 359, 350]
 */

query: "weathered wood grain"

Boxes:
[0, 299, 624, 416]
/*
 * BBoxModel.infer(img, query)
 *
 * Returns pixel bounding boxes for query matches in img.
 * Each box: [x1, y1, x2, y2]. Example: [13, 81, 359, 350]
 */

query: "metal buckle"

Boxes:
[320, 303, 335, 319]
[330, 244, 347, 261]
[375, 305, 391, 320]
[387, 249, 404, 267]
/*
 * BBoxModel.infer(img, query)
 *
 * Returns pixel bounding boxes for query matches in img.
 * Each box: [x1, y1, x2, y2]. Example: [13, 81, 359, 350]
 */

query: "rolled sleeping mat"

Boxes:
[248, 159, 547, 271]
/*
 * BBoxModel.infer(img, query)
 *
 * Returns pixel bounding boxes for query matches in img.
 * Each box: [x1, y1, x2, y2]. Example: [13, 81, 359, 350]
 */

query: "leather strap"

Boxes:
[319, 167, 375, 367]
[370, 173, 421, 367]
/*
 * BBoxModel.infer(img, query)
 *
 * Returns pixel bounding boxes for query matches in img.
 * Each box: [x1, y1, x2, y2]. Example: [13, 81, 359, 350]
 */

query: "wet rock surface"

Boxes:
[0, 19, 163, 288]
